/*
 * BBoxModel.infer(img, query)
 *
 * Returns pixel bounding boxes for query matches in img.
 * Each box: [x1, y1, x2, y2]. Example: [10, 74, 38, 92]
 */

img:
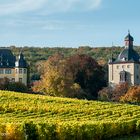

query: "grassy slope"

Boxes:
[0, 90, 140, 139]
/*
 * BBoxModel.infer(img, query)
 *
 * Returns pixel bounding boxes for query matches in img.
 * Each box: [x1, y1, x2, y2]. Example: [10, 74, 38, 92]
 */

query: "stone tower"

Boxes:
[108, 32, 140, 86]
[15, 52, 27, 85]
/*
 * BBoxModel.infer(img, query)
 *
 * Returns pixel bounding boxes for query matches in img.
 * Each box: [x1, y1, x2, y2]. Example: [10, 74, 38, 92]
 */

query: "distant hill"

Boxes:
[0, 90, 140, 139]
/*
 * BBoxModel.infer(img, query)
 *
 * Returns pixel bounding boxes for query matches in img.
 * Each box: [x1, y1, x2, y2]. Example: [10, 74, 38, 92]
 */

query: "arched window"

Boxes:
[120, 71, 127, 82]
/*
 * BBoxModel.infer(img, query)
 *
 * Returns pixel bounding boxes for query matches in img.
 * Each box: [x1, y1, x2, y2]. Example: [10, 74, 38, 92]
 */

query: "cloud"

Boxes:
[0, 0, 46, 16]
[0, 0, 102, 16]
[40, 0, 102, 15]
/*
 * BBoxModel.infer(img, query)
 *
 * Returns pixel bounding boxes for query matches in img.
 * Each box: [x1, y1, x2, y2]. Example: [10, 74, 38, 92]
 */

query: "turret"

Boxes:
[15, 52, 27, 85]
[15, 52, 27, 68]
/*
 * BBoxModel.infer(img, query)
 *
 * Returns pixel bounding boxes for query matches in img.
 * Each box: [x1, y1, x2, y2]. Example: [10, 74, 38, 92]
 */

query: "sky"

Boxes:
[0, 0, 140, 47]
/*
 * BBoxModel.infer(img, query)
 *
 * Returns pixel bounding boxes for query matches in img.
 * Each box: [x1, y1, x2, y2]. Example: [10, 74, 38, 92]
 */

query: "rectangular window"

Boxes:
[5, 69, 11, 74]
[0, 69, 4, 74]
[24, 69, 26, 74]
[19, 78, 22, 83]
[16, 69, 18, 74]
[19, 69, 22, 74]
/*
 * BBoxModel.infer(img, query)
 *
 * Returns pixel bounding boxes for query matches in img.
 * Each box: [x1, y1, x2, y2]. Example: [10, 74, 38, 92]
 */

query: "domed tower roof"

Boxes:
[109, 32, 140, 64]
[15, 52, 27, 68]
[116, 48, 140, 62]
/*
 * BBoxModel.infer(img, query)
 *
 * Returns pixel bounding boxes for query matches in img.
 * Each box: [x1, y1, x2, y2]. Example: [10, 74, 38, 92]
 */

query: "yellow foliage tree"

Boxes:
[32, 54, 84, 98]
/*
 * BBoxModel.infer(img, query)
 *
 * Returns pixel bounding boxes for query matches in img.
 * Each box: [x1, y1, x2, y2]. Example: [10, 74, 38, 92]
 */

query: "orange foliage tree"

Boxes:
[120, 86, 140, 104]
[98, 82, 129, 102]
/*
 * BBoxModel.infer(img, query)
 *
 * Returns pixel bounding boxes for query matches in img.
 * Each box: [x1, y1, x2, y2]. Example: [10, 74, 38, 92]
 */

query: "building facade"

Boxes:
[108, 32, 140, 86]
[0, 49, 27, 85]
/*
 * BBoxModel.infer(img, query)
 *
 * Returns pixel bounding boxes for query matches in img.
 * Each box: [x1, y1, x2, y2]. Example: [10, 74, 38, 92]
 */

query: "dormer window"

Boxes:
[15, 61, 19, 67]
[7, 61, 9, 66]
[122, 57, 126, 61]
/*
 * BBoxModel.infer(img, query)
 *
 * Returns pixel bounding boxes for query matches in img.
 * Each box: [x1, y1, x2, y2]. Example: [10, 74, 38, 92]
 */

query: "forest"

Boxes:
[6, 45, 140, 79]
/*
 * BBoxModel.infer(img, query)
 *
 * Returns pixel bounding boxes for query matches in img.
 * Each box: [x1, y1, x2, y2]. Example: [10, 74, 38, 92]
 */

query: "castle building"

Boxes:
[0, 49, 27, 85]
[108, 32, 140, 86]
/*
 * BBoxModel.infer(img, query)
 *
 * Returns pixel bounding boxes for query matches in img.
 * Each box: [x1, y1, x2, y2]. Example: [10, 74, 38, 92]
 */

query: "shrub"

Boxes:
[120, 86, 140, 104]
[98, 87, 113, 101]
[112, 82, 129, 101]
[0, 77, 10, 90]
[7, 82, 28, 93]
[98, 82, 129, 102]
[0, 77, 28, 93]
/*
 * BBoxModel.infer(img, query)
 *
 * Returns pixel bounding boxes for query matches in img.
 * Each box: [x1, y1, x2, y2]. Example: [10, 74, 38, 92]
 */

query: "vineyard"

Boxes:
[0, 90, 140, 140]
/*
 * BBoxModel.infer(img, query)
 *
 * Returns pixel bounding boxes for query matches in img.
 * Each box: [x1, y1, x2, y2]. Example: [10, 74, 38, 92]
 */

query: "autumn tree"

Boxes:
[64, 54, 106, 99]
[98, 82, 129, 102]
[120, 86, 140, 104]
[112, 82, 129, 101]
[32, 54, 106, 99]
[32, 53, 85, 98]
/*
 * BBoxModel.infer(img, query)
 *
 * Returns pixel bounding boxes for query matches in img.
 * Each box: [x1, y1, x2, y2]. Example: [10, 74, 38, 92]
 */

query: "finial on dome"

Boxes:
[128, 29, 130, 34]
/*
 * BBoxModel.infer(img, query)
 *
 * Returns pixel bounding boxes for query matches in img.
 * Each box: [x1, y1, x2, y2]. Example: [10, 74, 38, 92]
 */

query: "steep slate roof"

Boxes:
[0, 48, 27, 68]
[115, 48, 140, 63]
[0, 49, 16, 68]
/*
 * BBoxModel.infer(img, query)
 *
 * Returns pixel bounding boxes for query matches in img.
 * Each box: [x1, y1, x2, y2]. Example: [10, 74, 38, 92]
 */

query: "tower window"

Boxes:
[120, 71, 127, 82]
[137, 75, 139, 79]
[116, 65, 119, 69]
[19, 69, 22, 74]
[16, 69, 18, 74]
[24, 69, 26, 74]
